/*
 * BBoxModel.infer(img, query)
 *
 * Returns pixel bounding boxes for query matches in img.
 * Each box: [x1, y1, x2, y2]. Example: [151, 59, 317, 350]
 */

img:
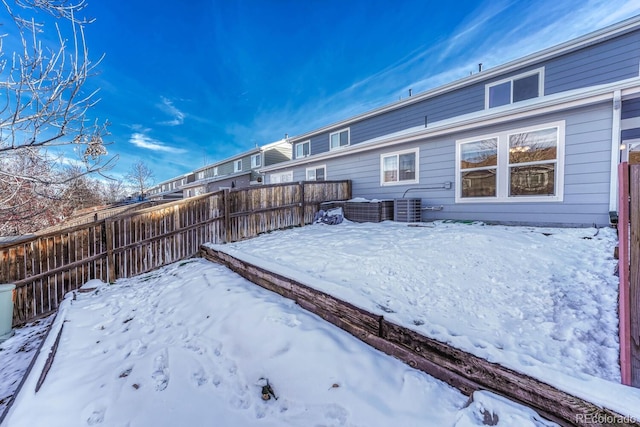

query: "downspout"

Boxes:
[610, 90, 622, 214]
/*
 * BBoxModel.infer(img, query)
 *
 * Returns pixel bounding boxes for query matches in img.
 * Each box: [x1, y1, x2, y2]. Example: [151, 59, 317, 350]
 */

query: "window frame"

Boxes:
[455, 120, 565, 203]
[269, 171, 293, 184]
[295, 140, 310, 159]
[329, 128, 350, 151]
[234, 159, 242, 173]
[485, 68, 544, 109]
[251, 153, 261, 168]
[379, 147, 420, 186]
[306, 165, 327, 181]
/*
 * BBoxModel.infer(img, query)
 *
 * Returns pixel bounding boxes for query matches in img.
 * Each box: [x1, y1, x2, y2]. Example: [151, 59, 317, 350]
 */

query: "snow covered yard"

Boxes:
[3, 219, 640, 425]
[210, 219, 640, 416]
[1, 259, 557, 427]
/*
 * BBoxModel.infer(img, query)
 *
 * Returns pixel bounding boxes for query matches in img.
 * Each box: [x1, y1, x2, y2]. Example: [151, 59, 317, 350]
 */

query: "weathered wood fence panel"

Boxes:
[1, 181, 351, 326]
[201, 246, 640, 427]
[629, 164, 640, 387]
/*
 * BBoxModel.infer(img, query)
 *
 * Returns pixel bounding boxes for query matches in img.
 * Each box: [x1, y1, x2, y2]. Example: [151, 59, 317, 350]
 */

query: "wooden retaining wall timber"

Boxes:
[2, 181, 351, 326]
[200, 245, 639, 427]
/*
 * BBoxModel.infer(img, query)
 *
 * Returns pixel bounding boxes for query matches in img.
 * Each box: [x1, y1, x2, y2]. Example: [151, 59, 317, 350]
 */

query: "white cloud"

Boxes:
[157, 97, 185, 126]
[129, 133, 187, 154]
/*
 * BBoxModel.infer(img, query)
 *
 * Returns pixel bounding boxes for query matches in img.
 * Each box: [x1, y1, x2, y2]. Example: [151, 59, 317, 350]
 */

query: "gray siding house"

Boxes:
[149, 139, 292, 200]
[261, 16, 640, 227]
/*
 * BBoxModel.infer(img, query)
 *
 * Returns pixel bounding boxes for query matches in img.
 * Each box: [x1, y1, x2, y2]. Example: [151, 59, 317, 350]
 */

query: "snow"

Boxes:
[207, 220, 640, 418]
[0, 315, 53, 418]
[2, 219, 638, 425]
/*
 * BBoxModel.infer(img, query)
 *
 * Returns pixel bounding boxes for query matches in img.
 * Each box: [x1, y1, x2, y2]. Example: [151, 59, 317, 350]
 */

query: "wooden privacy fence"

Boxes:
[618, 162, 640, 387]
[0, 180, 351, 326]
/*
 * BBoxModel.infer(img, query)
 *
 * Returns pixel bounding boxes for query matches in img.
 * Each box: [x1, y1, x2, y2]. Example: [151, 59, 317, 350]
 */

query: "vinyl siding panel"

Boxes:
[545, 31, 640, 94]
[263, 145, 292, 166]
[350, 85, 484, 144]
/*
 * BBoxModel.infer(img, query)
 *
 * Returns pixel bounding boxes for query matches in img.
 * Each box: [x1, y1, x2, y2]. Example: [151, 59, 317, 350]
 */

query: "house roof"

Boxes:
[260, 76, 640, 172]
[285, 14, 640, 144]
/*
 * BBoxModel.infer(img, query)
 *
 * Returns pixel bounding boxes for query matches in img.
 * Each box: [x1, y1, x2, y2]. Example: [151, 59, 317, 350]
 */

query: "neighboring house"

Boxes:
[150, 139, 292, 200]
[260, 16, 640, 227]
[147, 174, 190, 201]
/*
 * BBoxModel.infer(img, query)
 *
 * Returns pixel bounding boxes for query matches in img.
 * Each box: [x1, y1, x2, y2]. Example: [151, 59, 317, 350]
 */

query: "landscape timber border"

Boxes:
[201, 245, 639, 427]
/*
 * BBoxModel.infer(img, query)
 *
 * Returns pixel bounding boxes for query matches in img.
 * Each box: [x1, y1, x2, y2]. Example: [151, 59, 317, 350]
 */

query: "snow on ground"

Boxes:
[4, 219, 639, 425]
[3, 259, 557, 427]
[0, 315, 53, 418]
[209, 219, 640, 418]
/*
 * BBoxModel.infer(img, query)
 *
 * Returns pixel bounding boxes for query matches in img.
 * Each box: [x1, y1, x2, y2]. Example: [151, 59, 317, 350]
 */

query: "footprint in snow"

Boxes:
[152, 349, 169, 391]
[82, 402, 107, 425]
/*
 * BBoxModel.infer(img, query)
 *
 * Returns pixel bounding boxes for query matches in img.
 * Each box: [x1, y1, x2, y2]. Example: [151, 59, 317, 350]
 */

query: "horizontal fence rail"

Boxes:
[1, 181, 351, 325]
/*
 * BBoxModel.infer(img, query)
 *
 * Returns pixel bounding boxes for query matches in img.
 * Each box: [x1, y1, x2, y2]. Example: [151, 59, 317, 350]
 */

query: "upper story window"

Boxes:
[455, 121, 564, 203]
[213, 166, 219, 176]
[234, 159, 242, 173]
[295, 140, 310, 158]
[486, 68, 544, 109]
[380, 148, 419, 186]
[330, 128, 350, 150]
[306, 165, 326, 181]
[251, 154, 261, 168]
[197, 171, 205, 180]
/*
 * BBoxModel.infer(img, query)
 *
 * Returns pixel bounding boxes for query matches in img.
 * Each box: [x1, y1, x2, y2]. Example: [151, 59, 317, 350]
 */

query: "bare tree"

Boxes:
[0, 0, 113, 235]
[126, 160, 154, 199]
[99, 178, 128, 204]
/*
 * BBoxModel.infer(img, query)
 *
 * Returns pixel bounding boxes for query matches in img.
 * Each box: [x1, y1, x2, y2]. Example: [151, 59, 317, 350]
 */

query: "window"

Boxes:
[295, 140, 310, 158]
[270, 171, 293, 184]
[330, 128, 350, 150]
[455, 121, 564, 203]
[380, 148, 419, 186]
[234, 159, 242, 173]
[213, 166, 218, 176]
[251, 154, 261, 168]
[486, 68, 543, 109]
[306, 165, 326, 181]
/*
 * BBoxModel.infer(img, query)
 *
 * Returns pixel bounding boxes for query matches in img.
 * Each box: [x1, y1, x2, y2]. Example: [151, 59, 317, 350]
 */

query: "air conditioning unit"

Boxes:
[394, 198, 421, 222]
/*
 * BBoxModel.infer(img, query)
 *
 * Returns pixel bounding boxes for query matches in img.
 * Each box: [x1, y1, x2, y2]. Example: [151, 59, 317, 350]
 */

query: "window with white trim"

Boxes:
[486, 68, 543, 109]
[251, 154, 261, 168]
[295, 140, 310, 158]
[234, 159, 242, 172]
[455, 121, 564, 202]
[306, 165, 326, 181]
[329, 128, 350, 150]
[213, 166, 218, 176]
[270, 171, 293, 184]
[380, 148, 419, 186]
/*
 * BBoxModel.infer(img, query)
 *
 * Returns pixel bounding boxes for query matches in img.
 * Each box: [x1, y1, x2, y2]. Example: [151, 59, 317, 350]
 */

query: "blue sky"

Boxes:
[73, 0, 640, 185]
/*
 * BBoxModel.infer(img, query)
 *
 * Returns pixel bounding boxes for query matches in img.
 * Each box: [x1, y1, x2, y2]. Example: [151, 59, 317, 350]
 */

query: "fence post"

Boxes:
[299, 182, 305, 227]
[223, 189, 231, 243]
[619, 162, 631, 385]
[630, 164, 640, 387]
[104, 219, 116, 283]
